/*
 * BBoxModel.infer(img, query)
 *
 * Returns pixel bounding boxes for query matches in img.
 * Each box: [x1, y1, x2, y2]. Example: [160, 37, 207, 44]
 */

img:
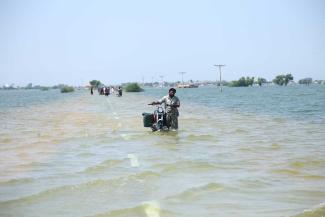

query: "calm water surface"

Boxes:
[0, 86, 324, 217]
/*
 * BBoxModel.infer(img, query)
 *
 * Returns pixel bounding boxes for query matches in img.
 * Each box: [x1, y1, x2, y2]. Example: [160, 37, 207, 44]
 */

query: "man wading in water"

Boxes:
[150, 88, 180, 130]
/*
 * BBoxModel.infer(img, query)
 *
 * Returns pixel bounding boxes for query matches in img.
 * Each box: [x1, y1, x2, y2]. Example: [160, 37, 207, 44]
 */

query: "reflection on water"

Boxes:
[0, 87, 325, 217]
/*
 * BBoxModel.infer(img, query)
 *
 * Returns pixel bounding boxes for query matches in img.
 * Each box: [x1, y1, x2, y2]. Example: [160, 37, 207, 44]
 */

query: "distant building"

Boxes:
[2, 84, 16, 89]
[314, 80, 325, 85]
[177, 83, 199, 88]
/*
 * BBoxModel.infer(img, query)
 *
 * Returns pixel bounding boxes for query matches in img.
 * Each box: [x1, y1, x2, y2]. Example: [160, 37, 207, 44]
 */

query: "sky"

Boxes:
[0, 0, 324, 86]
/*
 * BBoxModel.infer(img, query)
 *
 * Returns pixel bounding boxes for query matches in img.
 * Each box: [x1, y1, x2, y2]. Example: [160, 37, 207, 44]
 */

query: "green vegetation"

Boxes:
[21, 83, 52, 90]
[298, 78, 312, 85]
[257, 77, 267, 86]
[273, 74, 293, 86]
[124, 83, 143, 92]
[52, 84, 66, 89]
[230, 77, 255, 87]
[89, 80, 102, 88]
[60, 86, 74, 93]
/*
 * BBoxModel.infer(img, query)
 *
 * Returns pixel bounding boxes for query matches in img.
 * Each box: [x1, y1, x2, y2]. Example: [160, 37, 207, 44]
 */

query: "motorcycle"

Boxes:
[142, 104, 168, 131]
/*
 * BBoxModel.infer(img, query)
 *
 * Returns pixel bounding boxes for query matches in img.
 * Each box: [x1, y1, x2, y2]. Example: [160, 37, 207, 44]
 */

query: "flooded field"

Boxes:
[0, 86, 325, 217]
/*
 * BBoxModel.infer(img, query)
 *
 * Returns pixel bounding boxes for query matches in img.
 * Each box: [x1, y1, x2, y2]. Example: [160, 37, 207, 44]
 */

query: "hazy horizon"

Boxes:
[1, 0, 324, 86]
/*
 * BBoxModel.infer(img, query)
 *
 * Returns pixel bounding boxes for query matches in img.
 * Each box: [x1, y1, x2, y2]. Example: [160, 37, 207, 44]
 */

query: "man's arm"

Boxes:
[148, 102, 160, 105]
[149, 96, 165, 105]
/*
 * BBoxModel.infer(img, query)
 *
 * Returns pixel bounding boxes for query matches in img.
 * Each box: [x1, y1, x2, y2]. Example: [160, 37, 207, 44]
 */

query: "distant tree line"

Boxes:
[123, 83, 143, 92]
[230, 77, 268, 87]
[230, 77, 255, 87]
[3, 74, 322, 92]
[89, 80, 102, 88]
[272, 74, 293, 86]
[229, 74, 294, 87]
[257, 78, 267, 86]
[13, 83, 76, 92]
[138, 74, 324, 88]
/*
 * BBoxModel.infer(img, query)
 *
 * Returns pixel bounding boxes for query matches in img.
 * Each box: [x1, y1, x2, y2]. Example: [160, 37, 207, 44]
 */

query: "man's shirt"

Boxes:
[158, 95, 180, 114]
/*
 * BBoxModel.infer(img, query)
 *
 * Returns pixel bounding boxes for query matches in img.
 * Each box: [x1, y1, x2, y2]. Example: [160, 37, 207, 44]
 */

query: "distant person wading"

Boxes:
[118, 86, 122, 97]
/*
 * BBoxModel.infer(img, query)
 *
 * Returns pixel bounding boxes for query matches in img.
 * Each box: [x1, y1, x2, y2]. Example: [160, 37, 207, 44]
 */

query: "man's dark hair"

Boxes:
[169, 88, 176, 93]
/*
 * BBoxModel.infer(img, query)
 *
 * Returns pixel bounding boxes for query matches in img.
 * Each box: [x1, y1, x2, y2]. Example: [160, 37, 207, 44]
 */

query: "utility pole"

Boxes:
[179, 72, 186, 86]
[159, 75, 164, 88]
[214, 64, 226, 92]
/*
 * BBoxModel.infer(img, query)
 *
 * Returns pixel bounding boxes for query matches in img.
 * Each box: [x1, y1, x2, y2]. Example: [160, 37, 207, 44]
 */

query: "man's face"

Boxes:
[169, 91, 175, 97]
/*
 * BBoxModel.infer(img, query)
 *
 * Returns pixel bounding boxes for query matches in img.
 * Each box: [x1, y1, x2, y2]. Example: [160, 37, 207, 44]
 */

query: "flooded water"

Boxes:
[0, 86, 325, 217]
